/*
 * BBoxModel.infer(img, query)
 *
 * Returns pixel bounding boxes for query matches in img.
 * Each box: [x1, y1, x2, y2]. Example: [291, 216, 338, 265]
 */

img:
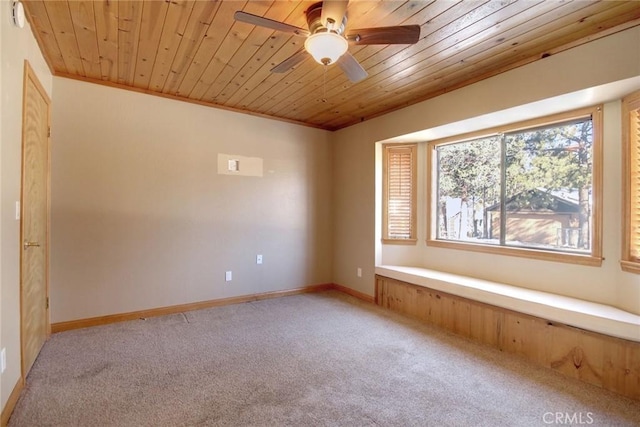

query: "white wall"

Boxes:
[0, 0, 53, 411]
[51, 78, 333, 322]
[332, 27, 640, 315]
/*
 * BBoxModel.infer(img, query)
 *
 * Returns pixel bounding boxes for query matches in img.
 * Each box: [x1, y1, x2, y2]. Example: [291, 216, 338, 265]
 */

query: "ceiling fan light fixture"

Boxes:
[304, 32, 348, 66]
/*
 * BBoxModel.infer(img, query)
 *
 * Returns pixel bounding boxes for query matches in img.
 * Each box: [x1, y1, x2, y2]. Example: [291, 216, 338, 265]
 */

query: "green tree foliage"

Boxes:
[437, 137, 500, 238]
[506, 119, 592, 248]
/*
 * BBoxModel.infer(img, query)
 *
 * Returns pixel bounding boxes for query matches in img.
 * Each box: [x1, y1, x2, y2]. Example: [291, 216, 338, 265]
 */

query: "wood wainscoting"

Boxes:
[375, 275, 640, 401]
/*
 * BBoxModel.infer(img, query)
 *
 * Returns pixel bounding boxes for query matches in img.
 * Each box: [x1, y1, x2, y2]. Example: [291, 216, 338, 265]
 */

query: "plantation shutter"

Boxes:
[384, 144, 417, 241]
[629, 100, 640, 261]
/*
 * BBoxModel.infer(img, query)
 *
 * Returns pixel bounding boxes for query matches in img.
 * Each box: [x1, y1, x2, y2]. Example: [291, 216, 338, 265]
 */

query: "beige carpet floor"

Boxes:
[8, 291, 640, 426]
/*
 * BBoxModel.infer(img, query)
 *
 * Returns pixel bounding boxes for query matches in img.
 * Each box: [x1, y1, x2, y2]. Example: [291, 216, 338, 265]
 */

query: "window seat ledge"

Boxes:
[375, 265, 640, 343]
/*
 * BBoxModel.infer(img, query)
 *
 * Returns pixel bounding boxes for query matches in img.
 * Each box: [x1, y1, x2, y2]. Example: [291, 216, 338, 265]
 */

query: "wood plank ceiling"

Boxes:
[23, 0, 640, 131]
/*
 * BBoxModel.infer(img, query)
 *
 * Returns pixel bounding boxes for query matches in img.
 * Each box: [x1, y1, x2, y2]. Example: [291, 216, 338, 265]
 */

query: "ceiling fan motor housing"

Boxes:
[306, 2, 346, 35]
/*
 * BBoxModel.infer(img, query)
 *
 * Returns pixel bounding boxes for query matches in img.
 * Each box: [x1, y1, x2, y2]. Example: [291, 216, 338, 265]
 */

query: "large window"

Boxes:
[622, 90, 640, 273]
[428, 107, 602, 265]
[383, 144, 417, 243]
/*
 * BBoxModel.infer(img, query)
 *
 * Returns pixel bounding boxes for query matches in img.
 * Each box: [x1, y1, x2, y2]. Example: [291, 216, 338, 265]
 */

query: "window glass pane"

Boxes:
[504, 119, 593, 253]
[430, 107, 600, 263]
[436, 137, 501, 243]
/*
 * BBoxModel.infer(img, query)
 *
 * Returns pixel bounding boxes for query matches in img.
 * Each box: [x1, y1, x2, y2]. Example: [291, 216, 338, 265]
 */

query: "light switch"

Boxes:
[228, 159, 239, 172]
[225, 271, 232, 281]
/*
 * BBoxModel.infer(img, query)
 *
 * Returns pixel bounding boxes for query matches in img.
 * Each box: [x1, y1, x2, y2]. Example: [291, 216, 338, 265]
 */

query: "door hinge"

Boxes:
[47, 127, 51, 138]
[46, 297, 49, 309]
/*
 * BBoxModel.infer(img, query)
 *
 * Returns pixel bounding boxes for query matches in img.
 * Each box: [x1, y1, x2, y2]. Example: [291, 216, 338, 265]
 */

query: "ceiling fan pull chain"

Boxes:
[322, 65, 328, 103]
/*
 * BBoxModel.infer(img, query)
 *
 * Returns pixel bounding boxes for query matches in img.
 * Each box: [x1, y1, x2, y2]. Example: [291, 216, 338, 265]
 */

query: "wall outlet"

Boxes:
[357, 267, 362, 278]
[257, 254, 263, 264]
[225, 271, 232, 282]
[1, 348, 6, 373]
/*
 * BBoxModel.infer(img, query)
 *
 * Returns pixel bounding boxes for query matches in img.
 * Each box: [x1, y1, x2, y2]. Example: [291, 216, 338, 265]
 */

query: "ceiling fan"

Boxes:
[234, 1, 421, 83]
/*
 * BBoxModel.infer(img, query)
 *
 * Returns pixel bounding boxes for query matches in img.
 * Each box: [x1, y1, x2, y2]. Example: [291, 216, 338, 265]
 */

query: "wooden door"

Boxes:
[20, 61, 51, 377]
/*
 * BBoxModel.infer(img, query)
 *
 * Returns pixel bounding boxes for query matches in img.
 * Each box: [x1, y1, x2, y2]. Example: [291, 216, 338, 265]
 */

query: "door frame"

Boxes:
[20, 60, 51, 379]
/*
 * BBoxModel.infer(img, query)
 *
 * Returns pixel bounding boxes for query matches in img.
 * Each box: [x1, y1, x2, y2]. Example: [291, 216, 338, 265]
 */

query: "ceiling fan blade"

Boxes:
[234, 11, 309, 37]
[346, 25, 421, 45]
[337, 52, 368, 83]
[271, 49, 310, 73]
[321, 0, 349, 29]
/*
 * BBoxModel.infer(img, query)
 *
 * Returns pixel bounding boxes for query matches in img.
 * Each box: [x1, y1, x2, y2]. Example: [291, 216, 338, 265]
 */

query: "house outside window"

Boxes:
[428, 106, 602, 265]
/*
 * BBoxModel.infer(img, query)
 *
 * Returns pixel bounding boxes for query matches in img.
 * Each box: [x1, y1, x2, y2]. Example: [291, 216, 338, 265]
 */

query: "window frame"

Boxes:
[382, 143, 418, 244]
[621, 90, 640, 273]
[427, 106, 603, 266]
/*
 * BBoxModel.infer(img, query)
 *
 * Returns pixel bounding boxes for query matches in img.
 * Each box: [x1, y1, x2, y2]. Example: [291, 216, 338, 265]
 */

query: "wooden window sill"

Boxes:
[621, 260, 640, 274]
[426, 239, 602, 267]
[382, 238, 418, 245]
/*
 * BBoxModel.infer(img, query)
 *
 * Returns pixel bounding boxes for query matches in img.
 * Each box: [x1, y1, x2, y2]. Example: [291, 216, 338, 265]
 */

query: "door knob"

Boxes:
[23, 241, 41, 249]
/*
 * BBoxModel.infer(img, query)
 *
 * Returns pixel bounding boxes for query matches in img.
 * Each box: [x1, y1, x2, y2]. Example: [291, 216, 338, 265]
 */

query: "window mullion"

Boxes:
[436, 148, 442, 238]
[499, 134, 506, 246]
